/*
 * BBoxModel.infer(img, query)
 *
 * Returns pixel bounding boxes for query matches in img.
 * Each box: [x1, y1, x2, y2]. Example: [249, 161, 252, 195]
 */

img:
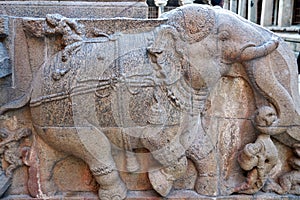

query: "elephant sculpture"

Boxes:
[157, 4, 300, 142]
[1, 4, 300, 200]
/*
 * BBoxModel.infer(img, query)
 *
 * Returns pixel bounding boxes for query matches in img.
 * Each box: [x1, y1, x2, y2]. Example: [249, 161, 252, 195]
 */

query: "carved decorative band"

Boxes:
[91, 164, 114, 176]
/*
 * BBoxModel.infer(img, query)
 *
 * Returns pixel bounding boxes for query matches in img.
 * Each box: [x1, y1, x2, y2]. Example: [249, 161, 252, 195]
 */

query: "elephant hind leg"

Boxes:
[73, 127, 127, 200]
[35, 126, 127, 199]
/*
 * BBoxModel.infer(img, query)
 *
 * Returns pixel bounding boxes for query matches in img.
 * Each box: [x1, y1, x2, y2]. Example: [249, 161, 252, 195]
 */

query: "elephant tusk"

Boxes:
[238, 37, 279, 61]
[147, 47, 163, 56]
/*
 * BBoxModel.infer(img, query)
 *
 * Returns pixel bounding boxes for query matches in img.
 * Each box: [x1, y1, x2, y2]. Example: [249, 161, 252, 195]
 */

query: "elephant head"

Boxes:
[148, 4, 300, 145]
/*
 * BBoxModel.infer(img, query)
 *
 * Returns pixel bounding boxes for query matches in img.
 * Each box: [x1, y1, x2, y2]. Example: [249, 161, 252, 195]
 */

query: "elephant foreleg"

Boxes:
[141, 126, 188, 197]
[186, 131, 218, 196]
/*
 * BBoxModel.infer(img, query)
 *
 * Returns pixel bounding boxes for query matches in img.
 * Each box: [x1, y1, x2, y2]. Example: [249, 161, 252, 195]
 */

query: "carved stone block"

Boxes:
[0, 3, 300, 200]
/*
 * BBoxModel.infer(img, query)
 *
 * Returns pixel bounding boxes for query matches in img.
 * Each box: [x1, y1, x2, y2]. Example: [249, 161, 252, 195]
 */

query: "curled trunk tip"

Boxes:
[238, 37, 279, 61]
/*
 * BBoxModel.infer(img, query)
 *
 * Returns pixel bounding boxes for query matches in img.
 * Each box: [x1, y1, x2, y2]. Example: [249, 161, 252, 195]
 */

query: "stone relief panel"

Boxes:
[0, 4, 300, 200]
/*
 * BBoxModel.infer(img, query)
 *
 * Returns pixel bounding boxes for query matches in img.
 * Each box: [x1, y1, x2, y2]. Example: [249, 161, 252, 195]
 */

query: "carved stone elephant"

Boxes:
[0, 17, 213, 199]
[149, 5, 300, 143]
[147, 4, 300, 195]
[1, 4, 300, 200]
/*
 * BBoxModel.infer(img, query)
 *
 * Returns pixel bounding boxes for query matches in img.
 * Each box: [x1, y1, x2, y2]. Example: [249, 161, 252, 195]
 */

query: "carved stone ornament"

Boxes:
[0, 116, 32, 197]
[0, 17, 11, 79]
[0, 4, 300, 200]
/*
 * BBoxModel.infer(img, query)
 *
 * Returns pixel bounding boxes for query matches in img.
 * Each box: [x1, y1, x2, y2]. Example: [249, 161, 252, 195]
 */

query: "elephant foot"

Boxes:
[98, 180, 127, 200]
[195, 174, 218, 196]
[148, 169, 173, 197]
[94, 169, 127, 200]
[149, 156, 188, 196]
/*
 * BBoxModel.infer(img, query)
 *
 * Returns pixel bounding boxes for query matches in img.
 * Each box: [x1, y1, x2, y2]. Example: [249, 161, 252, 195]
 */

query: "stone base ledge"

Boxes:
[0, 1, 148, 18]
[2, 190, 300, 200]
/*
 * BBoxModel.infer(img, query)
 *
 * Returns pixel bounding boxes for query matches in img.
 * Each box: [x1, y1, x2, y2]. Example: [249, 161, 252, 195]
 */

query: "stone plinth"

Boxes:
[2, 191, 300, 200]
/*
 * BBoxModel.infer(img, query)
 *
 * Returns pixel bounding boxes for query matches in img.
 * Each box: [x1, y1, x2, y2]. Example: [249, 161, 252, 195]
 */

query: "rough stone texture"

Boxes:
[0, 3, 300, 200]
[2, 191, 300, 200]
[0, 173, 11, 197]
[0, 1, 148, 18]
[0, 42, 11, 78]
[0, 16, 9, 37]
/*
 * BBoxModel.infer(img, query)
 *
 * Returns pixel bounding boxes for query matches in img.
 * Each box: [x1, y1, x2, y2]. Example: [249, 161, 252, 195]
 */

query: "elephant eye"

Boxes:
[266, 112, 275, 117]
[218, 30, 230, 41]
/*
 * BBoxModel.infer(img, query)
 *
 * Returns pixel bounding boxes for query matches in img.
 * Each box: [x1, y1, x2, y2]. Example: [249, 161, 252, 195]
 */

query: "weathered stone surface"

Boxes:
[0, 16, 8, 37]
[0, 42, 11, 78]
[0, 1, 148, 18]
[2, 191, 300, 200]
[0, 173, 11, 197]
[0, 3, 300, 200]
[203, 72, 257, 194]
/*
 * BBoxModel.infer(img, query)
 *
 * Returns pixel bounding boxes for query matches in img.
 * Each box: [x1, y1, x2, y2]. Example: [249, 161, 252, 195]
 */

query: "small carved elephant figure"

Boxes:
[233, 106, 279, 194]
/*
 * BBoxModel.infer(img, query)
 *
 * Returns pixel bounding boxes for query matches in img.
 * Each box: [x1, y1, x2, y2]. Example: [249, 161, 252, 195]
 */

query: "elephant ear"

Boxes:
[161, 4, 215, 43]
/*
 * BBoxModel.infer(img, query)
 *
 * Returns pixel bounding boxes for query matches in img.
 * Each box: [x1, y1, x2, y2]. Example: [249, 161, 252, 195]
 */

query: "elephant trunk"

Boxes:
[243, 46, 296, 135]
[237, 37, 279, 62]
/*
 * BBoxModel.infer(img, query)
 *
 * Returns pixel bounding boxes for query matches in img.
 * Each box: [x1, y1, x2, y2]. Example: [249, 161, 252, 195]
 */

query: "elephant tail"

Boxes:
[0, 87, 32, 115]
